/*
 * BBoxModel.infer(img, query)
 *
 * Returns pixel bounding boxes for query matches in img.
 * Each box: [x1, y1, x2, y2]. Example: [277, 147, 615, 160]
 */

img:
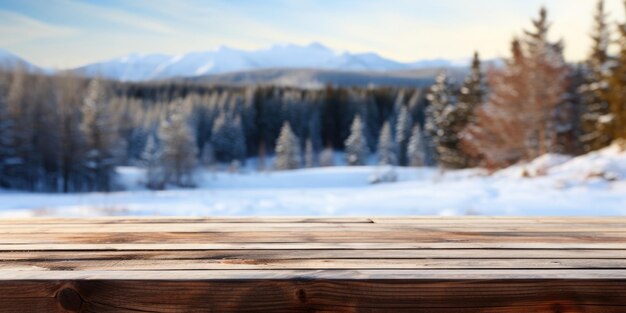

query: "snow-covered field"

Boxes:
[2, 143, 626, 217]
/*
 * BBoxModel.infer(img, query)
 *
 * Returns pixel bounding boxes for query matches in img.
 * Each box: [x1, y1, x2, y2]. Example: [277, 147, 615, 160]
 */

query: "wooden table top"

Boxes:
[2, 217, 626, 312]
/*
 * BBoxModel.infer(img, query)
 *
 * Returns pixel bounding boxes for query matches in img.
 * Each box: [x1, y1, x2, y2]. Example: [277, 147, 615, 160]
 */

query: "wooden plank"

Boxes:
[7, 222, 626, 232]
[2, 217, 626, 312]
[4, 258, 626, 271]
[2, 280, 626, 312]
[3, 242, 626, 250]
[2, 232, 626, 247]
[7, 269, 626, 280]
[4, 249, 626, 260]
[4, 216, 626, 225]
[0, 229, 626, 244]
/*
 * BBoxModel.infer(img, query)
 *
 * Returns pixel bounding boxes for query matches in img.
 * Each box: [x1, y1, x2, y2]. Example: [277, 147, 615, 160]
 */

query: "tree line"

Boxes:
[0, 70, 426, 191]
[1, 2, 625, 192]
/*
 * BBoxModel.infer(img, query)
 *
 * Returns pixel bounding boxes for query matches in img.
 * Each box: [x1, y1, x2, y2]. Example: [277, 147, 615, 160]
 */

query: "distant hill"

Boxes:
[187, 67, 471, 88]
[0, 43, 488, 86]
[0, 48, 42, 72]
[71, 42, 471, 82]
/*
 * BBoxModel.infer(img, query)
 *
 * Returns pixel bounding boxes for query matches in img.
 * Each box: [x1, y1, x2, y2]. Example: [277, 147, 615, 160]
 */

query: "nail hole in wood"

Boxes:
[58, 287, 83, 312]
[296, 288, 307, 303]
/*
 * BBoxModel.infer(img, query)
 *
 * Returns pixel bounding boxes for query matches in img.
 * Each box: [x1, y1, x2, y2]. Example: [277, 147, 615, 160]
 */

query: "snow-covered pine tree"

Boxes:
[185, 94, 213, 161]
[241, 87, 257, 156]
[3, 68, 29, 189]
[304, 138, 315, 168]
[319, 146, 334, 167]
[159, 105, 197, 187]
[344, 115, 369, 166]
[56, 74, 85, 192]
[305, 92, 323, 152]
[407, 125, 426, 167]
[33, 75, 64, 191]
[141, 134, 164, 190]
[391, 90, 405, 130]
[0, 71, 72, 191]
[377, 121, 396, 166]
[211, 111, 246, 164]
[609, 0, 626, 141]
[453, 52, 485, 167]
[275, 122, 301, 170]
[395, 106, 413, 166]
[363, 93, 380, 152]
[554, 65, 584, 155]
[407, 89, 423, 119]
[80, 78, 119, 191]
[458, 52, 484, 125]
[281, 90, 308, 147]
[425, 71, 459, 168]
[0, 84, 15, 188]
[580, 0, 613, 152]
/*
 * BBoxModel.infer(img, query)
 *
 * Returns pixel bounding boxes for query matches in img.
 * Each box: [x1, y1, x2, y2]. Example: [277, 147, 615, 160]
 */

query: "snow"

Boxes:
[1, 143, 626, 217]
[73, 42, 457, 81]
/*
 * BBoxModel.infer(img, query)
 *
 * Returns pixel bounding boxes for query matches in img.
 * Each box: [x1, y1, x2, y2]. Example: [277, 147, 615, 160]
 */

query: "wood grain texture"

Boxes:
[1, 217, 626, 312]
[2, 280, 626, 312]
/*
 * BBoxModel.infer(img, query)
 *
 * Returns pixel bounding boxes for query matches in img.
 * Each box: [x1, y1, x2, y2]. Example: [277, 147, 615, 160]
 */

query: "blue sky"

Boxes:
[0, 0, 623, 68]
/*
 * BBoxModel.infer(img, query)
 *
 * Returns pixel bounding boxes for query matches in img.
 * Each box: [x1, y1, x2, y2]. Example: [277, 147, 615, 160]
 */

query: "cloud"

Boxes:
[72, 2, 173, 34]
[3, 0, 624, 67]
[0, 10, 78, 45]
[60, 0, 175, 34]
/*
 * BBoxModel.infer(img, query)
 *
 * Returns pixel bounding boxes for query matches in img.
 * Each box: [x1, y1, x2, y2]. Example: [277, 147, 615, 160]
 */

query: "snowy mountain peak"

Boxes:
[73, 42, 464, 81]
[0, 43, 470, 82]
[307, 41, 329, 49]
[0, 48, 39, 71]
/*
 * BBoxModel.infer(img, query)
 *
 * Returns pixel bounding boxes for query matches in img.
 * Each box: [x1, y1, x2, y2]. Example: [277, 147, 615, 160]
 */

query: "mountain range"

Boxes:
[0, 43, 474, 86]
[0, 48, 42, 73]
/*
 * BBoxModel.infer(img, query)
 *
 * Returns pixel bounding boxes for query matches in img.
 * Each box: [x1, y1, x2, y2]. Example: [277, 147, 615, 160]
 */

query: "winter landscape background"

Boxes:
[1, 1, 626, 217]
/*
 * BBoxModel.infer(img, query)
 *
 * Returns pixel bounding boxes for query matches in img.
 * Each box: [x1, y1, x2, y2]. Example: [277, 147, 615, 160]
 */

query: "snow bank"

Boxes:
[496, 141, 626, 183]
[551, 142, 626, 182]
[1, 144, 625, 217]
[496, 154, 572, 178]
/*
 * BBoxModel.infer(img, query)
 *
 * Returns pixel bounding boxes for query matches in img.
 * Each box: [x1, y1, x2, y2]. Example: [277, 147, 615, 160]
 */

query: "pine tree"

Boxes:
[344, 115, 369, 165]
[377, 121, 396, 166]
[462, 8, 568, 168]
[555, 66, 584, 155]
[451, 52, 485, 167]
[0, 86, 15, 188]
[523, 7, 569, 158]
[275, 122, 301, 170]
[3, 69, 28, 189]
[395, 106, 413, 166]
[304, 138, 315, 168]
[425, 71, 461, 168]
[55, 74, 86, 192]
[159, 105, 196, 187]
[458, 52, 484, 125]
[461, 39, 529, 168]
[80, 79, 118, 191]
[111, 97, 142, 163]
[609, 0, 626, 141]
[407, 126, 426, 167]
[211, 111, 246, 163]
[580, 0, 612, 152]
[141, 135, 164, 190]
